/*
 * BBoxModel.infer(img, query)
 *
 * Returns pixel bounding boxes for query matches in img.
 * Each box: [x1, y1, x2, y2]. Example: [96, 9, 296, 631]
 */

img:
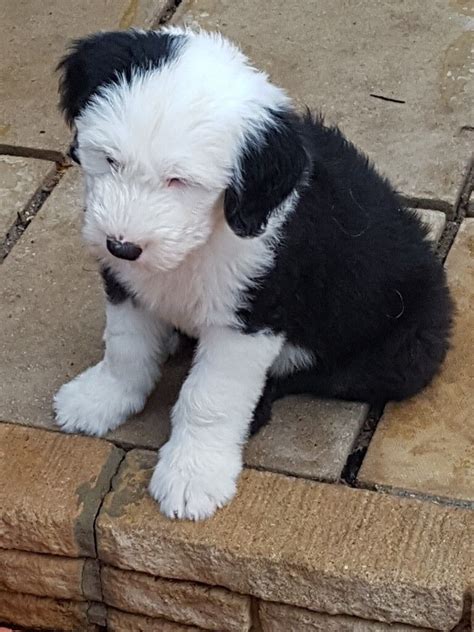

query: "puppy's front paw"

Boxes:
[53, 362, 147, 436]
[149, 437, 241, 520]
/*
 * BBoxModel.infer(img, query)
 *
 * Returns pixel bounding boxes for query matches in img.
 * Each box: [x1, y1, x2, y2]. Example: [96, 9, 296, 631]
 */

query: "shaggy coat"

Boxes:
[54, 28, 452, 520]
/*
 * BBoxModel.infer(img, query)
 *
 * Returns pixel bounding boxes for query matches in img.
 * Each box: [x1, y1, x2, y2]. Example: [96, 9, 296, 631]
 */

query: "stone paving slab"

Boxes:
[0, 169, 105, 429]
[245, 397, 368, 482]
[258, 601, 432, 632]
[101, 565, 252, 632]
[96, 450, 472, 630]
[174, 0, 473, 207]
[359, 219, 474, 502]
[107, 608, 206, 632]
[0, 550, 100, 601]
[0, 590, 98, 632]
[0, 0, 168, 151]
[0, 155, 51, 236]
[0, 423, 123, 557]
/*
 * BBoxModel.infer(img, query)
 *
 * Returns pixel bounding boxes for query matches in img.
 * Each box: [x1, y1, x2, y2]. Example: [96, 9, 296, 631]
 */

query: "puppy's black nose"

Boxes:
[106, 237, 142, 261]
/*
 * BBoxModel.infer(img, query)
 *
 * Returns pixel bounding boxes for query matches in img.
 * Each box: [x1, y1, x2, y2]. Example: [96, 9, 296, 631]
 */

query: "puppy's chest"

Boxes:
[129, 262, 243, 336]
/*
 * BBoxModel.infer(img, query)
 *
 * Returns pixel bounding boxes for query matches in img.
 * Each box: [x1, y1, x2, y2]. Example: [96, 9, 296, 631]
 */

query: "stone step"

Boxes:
[0, 423, 123, 557]
[96, 449, 472, 631]
[0, 550, 100, 602]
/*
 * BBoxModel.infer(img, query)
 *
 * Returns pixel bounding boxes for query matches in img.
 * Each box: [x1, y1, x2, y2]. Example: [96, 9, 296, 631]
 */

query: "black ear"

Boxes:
[57, 30, 183, 126]
[224, 110, 308, 238]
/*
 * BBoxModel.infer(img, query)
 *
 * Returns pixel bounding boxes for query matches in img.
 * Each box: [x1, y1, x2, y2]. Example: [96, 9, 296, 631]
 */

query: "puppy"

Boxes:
[54, 27, 452, 520]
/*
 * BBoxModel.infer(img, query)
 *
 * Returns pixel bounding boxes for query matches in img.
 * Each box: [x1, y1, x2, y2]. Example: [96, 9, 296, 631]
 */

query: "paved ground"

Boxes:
[0, 1, 473, 631]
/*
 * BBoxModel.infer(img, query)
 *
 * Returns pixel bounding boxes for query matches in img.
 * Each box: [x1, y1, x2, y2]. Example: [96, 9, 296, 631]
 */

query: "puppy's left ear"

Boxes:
[224, 110, 308, 238]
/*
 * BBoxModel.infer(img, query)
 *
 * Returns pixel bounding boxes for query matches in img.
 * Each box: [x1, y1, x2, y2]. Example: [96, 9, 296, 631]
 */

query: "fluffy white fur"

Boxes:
[150, 328, 283, 519]
[54, 300, 176, 435]
[54, 28, 302, 519]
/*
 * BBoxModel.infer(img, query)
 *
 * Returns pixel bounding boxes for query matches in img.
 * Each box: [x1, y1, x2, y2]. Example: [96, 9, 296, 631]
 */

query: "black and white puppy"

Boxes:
[54, 27, 452, 520]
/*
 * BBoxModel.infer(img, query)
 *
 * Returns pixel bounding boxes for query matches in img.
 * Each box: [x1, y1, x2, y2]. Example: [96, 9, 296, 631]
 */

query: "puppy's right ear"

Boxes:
[58, 31, 140, 127]
[57, 30, 183, 127]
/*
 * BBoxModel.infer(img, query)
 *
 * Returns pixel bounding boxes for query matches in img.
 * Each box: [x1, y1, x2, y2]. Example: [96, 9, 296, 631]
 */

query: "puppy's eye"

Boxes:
[106, 156, 120, 170]
[167, 177, 186, 188]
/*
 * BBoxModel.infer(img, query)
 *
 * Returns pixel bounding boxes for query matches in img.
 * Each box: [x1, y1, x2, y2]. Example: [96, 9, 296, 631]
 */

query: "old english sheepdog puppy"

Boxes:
[54, 28, 452, 520]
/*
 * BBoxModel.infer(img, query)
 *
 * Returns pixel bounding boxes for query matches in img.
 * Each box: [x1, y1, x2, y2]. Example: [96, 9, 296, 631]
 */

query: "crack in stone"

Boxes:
[152, 0, 183, 27]
[0, 143, 66, 163]
[0, 163, 67, 262]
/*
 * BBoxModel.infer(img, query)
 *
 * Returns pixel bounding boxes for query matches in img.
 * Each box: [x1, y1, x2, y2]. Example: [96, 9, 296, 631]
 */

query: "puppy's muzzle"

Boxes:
[106, 237, 142, 261]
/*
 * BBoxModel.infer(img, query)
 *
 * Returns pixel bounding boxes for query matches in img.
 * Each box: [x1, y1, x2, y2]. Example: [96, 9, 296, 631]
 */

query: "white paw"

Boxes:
[53, 362, 147, 437]
[149, 437, 241, 520]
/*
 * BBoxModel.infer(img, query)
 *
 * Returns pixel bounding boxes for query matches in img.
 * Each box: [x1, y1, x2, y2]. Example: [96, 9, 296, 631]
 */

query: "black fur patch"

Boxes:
[57, 30, 184, 125]
[224, 109, 308, 237]
[239, 112, 453, 408]
[101, 266, 132, 304]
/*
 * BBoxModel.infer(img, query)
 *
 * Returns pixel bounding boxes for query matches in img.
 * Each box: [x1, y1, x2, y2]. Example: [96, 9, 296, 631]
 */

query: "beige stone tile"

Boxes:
[0, 168, 104, 430]
[0, 155, 51, 236]
[0, 423, 123, 557]
[96, 450, 472, 630]
[259, 601, 431, 632]
[0, 550, 100, 601]
[245, 398, 368, 482]
[359, 219, 474, 502]
[102, 566, 251, 632]
[107, 608, 206, 632]
[174, 0, 473, 205]
[0, 590, 97, 631]
[0, 0, 168, 150]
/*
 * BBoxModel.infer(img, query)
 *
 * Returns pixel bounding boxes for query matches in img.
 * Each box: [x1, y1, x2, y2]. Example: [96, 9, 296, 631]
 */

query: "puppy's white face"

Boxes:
[69, 30, 290, 272]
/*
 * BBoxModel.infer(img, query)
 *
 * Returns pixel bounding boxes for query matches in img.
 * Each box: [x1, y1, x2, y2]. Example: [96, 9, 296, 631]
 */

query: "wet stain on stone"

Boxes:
[104, 482, 145, 518]
[119, 0, 139, 28]
[74, 447, 124, 556]
[467, 235, 474, 257]
[439, 31, 474, 113]
[0, 124, 11, 137]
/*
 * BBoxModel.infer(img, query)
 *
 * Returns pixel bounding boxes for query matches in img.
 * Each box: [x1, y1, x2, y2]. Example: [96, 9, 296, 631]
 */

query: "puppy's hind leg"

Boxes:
[54, 270, 173, 436]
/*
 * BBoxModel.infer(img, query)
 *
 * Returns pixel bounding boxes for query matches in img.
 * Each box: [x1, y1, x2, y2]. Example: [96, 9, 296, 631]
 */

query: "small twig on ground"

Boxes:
[369, 93, 406, 104]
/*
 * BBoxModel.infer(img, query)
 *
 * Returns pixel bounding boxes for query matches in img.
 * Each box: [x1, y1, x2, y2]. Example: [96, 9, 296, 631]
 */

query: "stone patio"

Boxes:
[0, 1, 472, 631]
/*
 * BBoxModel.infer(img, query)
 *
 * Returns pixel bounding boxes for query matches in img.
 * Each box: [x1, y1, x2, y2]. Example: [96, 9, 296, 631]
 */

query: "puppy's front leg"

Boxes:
[54, 294, 175, 437]
[150, 327, 283, 520]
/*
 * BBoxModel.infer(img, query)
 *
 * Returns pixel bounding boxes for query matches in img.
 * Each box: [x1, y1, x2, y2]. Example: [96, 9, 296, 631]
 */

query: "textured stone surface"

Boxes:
[0, 0, 168, 150]
[107, 608, 205, 632]
[0, 590, 96, 631]
[359, 219, 474, 502]
[0, 156, 51, 236]
[0, 169, 102, 429]
[96, 450, 471, 630]
[259, 601, 431, 632]
[0, 423, 123, 557]
[0, 549, 100, 601]
[174, 0, 473, 207]
[245, 398, 368, 482]
[102, 566, 251, 632]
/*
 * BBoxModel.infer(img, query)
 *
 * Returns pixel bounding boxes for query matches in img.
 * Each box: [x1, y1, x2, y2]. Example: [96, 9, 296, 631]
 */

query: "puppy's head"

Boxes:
[58, 28, 307, 271]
